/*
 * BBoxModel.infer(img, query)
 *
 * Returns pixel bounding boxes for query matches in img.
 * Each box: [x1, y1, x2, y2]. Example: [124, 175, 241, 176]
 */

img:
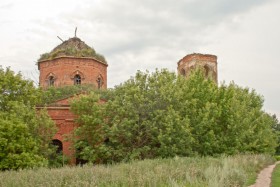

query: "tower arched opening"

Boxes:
[51, 139, 63, 154]
[74, 74, 81, 85]
[48, 76, 55, 86]
[204, 65, 210, 77]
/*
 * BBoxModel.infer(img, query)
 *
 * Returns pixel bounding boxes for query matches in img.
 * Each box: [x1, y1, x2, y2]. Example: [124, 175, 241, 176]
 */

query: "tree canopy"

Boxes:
[0, 67, 40, 111]
[71, 69, 278, 164]
[0, 67, 56, 170]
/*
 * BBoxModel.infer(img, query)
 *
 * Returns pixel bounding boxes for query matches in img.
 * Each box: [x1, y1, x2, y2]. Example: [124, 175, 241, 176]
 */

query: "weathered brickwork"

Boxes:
[177, 53, 218, 83]
[37, 98, 77, 164]
[38, 57, 107, 89]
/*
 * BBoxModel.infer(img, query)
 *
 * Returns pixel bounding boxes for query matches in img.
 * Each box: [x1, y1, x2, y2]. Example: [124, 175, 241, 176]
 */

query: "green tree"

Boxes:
[0, 67, 57, 170]
[0, 67, 40, 111]
[271, 114, 280, 154]
[214, 83, 277, 154]
[71, 92, 107, 163]
[71, 68, 277, 163]
[0, 105, 46, 170]
[71, 70, 193, 163]
[179, 70, 220, 155]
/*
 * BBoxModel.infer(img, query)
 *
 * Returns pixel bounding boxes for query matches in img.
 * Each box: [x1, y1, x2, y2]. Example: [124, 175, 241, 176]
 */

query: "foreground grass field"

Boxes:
[271, 163, 280, 187]
[0, 154, 275, 187]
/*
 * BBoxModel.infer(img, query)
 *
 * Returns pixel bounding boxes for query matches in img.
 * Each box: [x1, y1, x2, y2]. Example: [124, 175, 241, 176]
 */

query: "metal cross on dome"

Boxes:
[75, 27, 77, 37]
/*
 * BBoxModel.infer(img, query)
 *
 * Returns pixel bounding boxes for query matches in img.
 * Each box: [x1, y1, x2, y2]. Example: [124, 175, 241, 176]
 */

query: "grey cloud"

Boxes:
[83, 0, 270, 28]
[63, 0, 272, 56]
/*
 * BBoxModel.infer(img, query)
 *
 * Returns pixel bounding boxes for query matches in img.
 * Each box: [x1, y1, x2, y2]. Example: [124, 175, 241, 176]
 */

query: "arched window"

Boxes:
[204, 65, 210, 77]
[74, 75, 81, 85]
[51, 139, 63, 154]
[48, 76, 55, 86]
[189, 65, 195, 71]
[181, 69, 186, 76]
[97, 77, 102, 89]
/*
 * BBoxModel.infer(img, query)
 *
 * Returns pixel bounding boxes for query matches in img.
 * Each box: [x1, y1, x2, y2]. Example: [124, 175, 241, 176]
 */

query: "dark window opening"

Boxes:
[97, 77, 102, 89]
[181, 69, 186, 76]
[74, 75, 81, 85]
[49, 76, 55, 86]
[50, 139, 64, 167]
[52, 139, 63, 154]
[204, 65, 210, 77]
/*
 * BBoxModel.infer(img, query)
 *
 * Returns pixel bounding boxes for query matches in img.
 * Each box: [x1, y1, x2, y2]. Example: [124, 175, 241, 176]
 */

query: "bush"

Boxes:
[0, 67, 57, 170]
[71, 69, 278, 164]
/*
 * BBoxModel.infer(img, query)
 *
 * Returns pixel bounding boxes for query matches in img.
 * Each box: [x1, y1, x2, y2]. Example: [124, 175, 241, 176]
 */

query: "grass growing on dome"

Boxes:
[38, 47, 107, 63]
[37, 37, 107, 64]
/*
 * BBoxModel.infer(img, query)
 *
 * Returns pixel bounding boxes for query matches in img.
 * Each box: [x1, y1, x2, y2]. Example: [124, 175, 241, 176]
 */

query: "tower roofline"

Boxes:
[37, 56, 108, 70]
[37, 37, 107, 64]
[177, 53, 217, 65]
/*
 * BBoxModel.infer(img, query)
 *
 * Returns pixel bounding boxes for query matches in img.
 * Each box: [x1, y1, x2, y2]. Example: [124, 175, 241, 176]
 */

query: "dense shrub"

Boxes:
[71, 69, 278, 163]
[0, 67, 57, 170]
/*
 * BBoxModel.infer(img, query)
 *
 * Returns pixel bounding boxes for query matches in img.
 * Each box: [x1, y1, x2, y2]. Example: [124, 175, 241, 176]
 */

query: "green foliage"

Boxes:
[271, 164, 280, 187]
[48, 153, 69, 168]
[40, 84, 110, 105]
[274, 155, 280, 161]
[271, 115, 280, 155]
[37, 36, 107, 64]
[0, 67, 40, 111]
[71, 92, 107, 163]
[71, 69, 278, 163]
[0, 113, 46, 170]
[0, 102, 56, 170]
[0, 67, 57, 170]
[0, 154, 275, 187]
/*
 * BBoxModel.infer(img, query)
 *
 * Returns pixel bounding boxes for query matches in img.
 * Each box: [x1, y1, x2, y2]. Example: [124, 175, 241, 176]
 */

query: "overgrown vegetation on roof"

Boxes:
[37, 37, 107, 64]
[40, 84, 111, 105]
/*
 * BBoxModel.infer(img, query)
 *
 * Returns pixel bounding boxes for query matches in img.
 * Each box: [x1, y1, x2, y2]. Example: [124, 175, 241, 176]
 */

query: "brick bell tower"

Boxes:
[38, 36, 107, 89]
[177, 53, 218, 83]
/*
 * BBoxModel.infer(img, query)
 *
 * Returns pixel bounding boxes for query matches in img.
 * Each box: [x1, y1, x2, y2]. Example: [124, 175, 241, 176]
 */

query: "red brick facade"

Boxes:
[37, 97, 76, 164]
[38, 57, 107, 89]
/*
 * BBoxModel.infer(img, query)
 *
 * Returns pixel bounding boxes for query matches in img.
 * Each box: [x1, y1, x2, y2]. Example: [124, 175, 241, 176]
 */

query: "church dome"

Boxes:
[38, 37, 107, 64]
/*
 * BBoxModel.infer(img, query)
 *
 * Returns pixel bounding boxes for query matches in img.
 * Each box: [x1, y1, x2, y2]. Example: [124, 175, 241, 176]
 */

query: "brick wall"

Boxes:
[38, 57, 108, 89]
[177, 53, 218, 83]
[38, 104, 77, 164]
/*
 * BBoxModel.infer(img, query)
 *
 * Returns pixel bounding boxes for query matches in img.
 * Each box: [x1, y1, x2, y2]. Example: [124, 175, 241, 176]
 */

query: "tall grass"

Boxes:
[0, 154, 274, 187]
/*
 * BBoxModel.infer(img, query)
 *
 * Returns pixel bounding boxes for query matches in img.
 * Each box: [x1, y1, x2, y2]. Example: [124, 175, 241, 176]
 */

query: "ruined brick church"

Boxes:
[37, 36, 217, 164]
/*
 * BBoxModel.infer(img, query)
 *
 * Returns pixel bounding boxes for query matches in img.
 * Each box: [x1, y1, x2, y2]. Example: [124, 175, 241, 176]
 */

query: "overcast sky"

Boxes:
[0, 0, 279, 118]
